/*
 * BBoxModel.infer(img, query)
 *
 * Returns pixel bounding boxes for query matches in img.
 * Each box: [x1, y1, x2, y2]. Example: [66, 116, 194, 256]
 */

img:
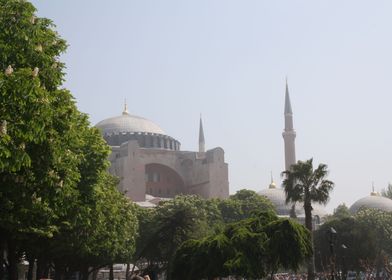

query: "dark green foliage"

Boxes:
[265, 219, 312, 272]
[172, 234, 232, 280]
[134, 192, 275, 278]
[171, 211, 312, 280]
[315, 209, 392, 275]
[314, 216, 375, 273]
[134, 195, 222, 279]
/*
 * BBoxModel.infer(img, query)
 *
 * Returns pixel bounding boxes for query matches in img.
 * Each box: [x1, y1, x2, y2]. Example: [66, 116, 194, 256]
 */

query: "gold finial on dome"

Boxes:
[123, 98, 129, 115]
[370, 182, 379, 196]
[269, 171, 276, 189]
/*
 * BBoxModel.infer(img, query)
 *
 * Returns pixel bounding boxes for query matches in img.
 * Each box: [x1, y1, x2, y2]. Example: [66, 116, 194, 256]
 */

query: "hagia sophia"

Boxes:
[95, 82, 392, 217]
[95, 103, 229, 207]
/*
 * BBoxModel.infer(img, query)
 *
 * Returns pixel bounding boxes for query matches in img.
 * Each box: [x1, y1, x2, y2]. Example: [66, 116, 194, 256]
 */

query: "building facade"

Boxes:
[95, 105, 229, 202]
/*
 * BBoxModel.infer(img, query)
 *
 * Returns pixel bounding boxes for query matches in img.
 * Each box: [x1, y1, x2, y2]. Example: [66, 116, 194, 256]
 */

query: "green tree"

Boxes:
[0, 2, 139, 280]
[0, 1, 82, 277]
[218, 189, 275, 223]
[172, 211, 312, 280]
[314, 216, 376, 274]
[134, 195, 221, 279]
[332, 203, 351, 219]
[381, 183, 392, 199]
[323, 203, 351, 222]
[282, 158, 334, 280]
[314, 209, 392, 279]
[356, 208, 392, 279]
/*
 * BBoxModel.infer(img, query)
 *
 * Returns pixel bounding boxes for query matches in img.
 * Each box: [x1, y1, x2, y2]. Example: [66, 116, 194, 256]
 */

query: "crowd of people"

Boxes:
[130, 274, 151, 280]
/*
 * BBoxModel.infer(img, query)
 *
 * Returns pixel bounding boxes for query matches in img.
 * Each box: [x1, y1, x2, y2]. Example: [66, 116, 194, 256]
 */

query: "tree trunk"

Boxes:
[0, 235, 6, 280]
[54, 261, 66, 280]
[36, 257, 48, 280]
[27, 257, 35, 280]
[7, 240, 18, 280]
[80, 265, 89, 280]
[125, 263, 130, 280]
[43, 262, 50, 279]
[36, 258, 43, 280]
[304, 199, 315, 280]
[92, 268, 98, 280]
[109, 264, 114, 280]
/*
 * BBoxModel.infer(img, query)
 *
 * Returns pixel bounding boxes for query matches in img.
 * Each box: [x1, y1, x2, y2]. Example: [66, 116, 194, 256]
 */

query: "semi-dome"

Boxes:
[96, 108, 165, 135]
[349, 192, 392, 214]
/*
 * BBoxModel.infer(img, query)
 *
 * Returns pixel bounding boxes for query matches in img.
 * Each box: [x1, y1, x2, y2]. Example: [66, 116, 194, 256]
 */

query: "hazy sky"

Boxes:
[31, 1, 392, 212]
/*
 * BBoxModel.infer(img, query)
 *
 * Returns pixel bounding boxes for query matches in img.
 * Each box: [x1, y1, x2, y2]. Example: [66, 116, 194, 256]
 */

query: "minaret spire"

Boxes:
[282, 79, 296, 171]
[285, 77, 293, 115]
[199, 114, 205, 153]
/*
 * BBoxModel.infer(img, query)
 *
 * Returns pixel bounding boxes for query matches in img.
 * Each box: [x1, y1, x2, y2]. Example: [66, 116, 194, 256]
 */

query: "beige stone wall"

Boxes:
[107, 140, 229, 202]
[205, 148, 229, 199]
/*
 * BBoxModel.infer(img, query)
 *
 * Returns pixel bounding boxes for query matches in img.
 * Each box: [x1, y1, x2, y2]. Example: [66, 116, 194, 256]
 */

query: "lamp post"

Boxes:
[327, 227, 337, 280]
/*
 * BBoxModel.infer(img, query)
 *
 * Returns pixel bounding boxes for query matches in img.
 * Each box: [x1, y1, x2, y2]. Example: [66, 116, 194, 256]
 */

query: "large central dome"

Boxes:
[96, 110, 165, 135]
[95, 105, 180, 150]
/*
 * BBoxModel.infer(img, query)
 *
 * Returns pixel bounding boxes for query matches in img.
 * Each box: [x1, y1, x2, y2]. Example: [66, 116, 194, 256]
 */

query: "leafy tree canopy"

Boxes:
[172, 211, 312, 280]
[381, 183, 392, 200]
[218, 189, 275, 223]
[134, 195, 222, 279]
[0, 2, 139, 280]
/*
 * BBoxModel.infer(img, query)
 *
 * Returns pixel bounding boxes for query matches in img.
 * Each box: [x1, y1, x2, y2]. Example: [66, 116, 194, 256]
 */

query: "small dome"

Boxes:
[350, 193, 392, 214]
[258, 187, 328, 218]
[258, 187, 292, 216]
[96, 111, 165, 135]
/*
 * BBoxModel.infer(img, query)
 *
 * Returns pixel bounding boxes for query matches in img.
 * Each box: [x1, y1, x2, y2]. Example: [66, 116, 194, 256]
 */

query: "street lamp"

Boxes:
[327, 227, 337, 280]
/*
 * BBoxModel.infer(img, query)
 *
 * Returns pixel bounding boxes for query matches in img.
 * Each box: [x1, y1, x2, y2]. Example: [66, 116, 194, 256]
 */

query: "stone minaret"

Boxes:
[282, 80, 296, 171]
[199, 115, 205, 153]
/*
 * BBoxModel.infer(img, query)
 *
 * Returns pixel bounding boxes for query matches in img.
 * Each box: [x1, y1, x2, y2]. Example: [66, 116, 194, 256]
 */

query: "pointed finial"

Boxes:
[371, 182, 378, 196]
[123, 98, 129, 115]
[284, 78, 293, 115]
[199, 115, 205, 153]
[269, 171, 276, 189]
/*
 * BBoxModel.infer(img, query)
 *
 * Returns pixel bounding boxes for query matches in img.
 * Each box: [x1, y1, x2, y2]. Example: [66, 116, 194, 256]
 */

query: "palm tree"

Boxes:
[281, 158, 334, 280]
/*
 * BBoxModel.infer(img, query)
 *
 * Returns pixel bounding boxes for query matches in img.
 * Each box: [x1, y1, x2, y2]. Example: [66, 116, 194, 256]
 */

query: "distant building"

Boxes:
[95, 103, 229, 202]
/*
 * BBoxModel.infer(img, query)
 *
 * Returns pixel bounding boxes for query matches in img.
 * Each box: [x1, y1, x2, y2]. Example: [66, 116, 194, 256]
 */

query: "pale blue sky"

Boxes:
[31, 0, 392, 211]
